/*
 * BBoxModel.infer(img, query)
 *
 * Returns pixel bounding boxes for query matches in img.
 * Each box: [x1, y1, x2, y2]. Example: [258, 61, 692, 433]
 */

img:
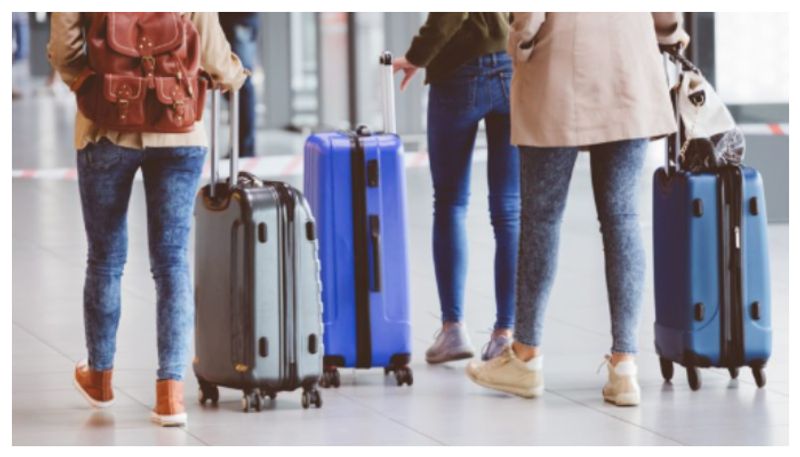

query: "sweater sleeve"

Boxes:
[190, 12, 248, 91]
[47, 12, 87, 88]
[404, 13, 469, 68]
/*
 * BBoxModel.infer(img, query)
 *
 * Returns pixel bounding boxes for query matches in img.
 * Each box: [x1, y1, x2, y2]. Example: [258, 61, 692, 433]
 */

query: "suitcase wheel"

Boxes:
[242, 390, 262, 413]
[302, 388, 322, 409]
[659, 358, 674, 382]
[728, 367, 740, 380]
[260, 388, 277, 400]
[751, 366, 766, 388]
[686, 365, 702, 391]
[394, 366, 413, 387]
[319, 367, 340, 389]
[198, 379, 219, 406]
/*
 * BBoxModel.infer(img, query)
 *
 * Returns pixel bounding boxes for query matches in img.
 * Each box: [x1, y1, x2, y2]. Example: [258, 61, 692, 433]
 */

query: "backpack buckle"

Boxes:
[141, 55, 156, 73]
[117, 99, 130, 121]
[172, 99, 186, 124]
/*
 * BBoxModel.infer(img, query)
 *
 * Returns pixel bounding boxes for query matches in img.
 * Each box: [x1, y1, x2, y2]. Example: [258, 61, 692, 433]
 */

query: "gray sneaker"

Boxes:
[425, 324, 475, 364]
[481, 334, 512, 361]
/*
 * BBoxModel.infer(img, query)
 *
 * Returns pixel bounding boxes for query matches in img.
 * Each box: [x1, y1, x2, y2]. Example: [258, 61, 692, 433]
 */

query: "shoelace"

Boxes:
[596, 354, 612, 375]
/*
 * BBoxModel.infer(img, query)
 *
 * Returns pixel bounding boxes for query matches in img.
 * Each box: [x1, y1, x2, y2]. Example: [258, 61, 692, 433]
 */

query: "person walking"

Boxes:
[466, 12, 689, 406]
[393, 13, 520, 363]
[48, 12, 247, 426]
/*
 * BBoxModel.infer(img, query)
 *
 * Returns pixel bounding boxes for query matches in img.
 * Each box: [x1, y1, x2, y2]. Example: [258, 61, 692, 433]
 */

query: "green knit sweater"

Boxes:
[405, 13, 510, 84]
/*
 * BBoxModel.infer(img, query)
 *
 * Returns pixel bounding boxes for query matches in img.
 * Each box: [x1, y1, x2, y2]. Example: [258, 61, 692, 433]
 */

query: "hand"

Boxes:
[392, 56, 420, 92]
[675, 29, 691, 50]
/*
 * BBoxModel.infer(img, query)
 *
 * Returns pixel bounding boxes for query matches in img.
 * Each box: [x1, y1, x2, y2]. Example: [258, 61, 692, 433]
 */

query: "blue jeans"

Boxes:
[77, 139, 206, 380]
[427, 52, 520, 330]
[220, 13, 258, 157]
[514, 139, 648, 354]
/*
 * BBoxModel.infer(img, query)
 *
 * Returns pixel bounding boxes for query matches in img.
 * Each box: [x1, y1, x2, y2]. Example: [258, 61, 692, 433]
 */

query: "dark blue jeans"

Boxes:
[77, 139, 206, 380]
[220, 13, 258, 157]
[514, 139, 648, 354]
[427, 52, 520, 330]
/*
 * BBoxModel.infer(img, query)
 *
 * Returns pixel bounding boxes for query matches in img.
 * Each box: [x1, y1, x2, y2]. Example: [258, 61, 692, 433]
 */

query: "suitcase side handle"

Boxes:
[209, 88, 240, 199]
[369, 214, 382, 292]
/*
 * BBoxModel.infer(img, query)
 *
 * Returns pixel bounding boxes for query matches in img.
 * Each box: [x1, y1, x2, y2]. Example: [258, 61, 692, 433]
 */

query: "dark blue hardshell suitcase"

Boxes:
[302, 52, 413, 388]
[653, 50, 771, 390]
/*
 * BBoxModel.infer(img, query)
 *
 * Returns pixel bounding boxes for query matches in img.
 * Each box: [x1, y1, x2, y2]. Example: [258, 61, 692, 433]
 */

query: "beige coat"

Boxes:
[49, 13, 248, 150]
[508, 13, 686, 148]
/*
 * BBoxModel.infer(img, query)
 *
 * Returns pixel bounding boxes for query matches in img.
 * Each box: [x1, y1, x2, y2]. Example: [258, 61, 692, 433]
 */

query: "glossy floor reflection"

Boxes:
[12, 93, 789, 445]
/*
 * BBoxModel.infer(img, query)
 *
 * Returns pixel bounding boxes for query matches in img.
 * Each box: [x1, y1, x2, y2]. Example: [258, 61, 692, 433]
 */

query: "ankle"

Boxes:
[610, 353, 635, 366]
[512, 341, 540, 362]
[442, 321, 463, 331]
[492, 327, 513, 339]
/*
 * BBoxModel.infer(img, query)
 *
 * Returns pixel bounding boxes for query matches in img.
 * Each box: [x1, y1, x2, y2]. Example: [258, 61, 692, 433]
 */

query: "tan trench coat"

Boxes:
[508, 13, 686, 148]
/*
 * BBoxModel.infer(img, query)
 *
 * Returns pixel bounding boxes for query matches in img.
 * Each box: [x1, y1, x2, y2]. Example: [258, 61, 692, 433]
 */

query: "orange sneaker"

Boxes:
[151, 379, 188, 427]
[73, 360, 114, 408]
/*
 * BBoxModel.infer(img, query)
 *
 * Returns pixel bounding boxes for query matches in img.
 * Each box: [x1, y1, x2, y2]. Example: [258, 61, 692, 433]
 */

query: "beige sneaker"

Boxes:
[601, 356, 641, 406]
[465, 347, 544, 398]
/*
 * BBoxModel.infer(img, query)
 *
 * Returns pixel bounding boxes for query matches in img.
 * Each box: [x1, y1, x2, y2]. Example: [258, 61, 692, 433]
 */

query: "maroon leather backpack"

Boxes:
[71, 13, 208, 133]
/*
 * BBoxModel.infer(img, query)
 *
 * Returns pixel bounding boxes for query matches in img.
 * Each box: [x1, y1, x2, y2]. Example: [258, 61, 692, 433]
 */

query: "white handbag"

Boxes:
[677, 72, 737, 139]
[673, 60, 745, 172]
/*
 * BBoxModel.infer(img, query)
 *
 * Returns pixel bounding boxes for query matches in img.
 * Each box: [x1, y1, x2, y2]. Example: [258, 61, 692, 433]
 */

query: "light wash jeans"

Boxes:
[77, 138, 206, 380]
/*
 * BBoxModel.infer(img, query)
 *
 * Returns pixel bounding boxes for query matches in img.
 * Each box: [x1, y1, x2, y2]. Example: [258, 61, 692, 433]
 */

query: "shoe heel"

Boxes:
[610, 392, 640, 406]
[530, 384, 545, 397]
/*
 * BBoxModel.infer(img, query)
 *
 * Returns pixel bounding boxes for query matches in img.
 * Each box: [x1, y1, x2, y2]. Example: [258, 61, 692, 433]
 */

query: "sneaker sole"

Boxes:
[426, 351, 475, 364]
[151, 411, 188, 427]
[466, 370, 544, 399]
[604, 392, 640, 406]
[73, 378, 114, 409]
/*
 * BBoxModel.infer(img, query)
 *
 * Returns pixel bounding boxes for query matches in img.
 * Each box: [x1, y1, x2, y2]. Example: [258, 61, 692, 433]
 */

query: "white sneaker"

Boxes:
[466, 347, 544, 398]
[601, 356, 641, 406]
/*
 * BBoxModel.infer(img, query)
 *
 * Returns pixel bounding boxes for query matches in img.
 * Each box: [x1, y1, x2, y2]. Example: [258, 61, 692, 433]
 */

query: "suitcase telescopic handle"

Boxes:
[209, 88, 240, 199]
[379, 51, 397, 134]
[662, 45, 685, 176]
[660, 44, 703, 176]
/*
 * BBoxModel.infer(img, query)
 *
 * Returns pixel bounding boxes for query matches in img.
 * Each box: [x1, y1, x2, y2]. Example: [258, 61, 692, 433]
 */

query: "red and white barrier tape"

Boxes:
[12, 150, 434, 181]
[11, 123, 788, 181]
[739, 123, 788, 136]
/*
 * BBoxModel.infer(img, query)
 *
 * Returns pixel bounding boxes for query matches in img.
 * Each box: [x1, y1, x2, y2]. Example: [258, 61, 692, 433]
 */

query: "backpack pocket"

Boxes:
[154, 77, 203, 131]
[102, 74, 147, 128]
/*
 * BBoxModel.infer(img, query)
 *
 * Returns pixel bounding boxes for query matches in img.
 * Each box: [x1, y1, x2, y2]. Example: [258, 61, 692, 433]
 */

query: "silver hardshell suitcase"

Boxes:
[193, 89, 323, 412]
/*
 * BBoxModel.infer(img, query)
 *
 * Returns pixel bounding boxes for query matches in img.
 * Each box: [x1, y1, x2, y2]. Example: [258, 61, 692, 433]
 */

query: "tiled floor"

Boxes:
[12, 93, 789, 445]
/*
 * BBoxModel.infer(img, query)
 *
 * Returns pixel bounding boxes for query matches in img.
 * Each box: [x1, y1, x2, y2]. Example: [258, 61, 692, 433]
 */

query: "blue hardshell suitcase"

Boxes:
[302, 52, 413, 388]
[653, 50, 771, 390]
